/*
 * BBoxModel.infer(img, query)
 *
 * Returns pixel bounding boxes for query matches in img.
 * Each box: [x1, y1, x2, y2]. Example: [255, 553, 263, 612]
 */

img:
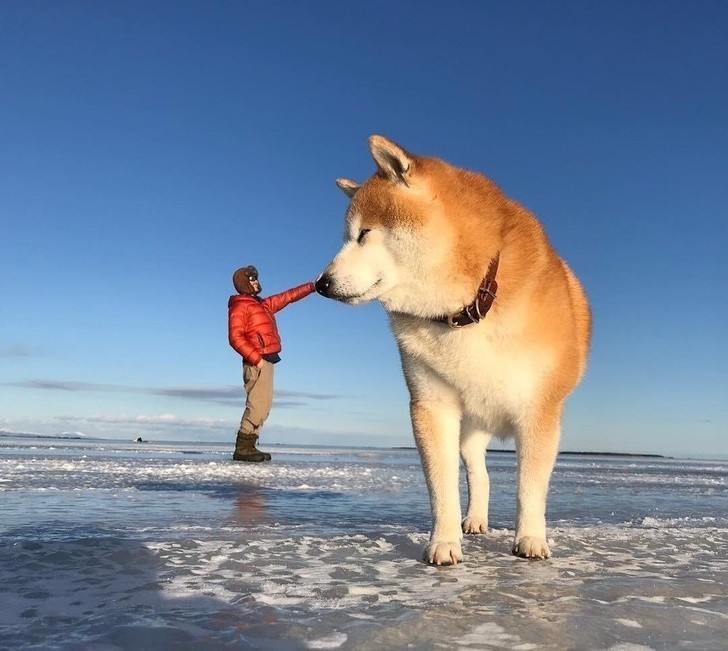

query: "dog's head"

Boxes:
[316, 135, 501, 318]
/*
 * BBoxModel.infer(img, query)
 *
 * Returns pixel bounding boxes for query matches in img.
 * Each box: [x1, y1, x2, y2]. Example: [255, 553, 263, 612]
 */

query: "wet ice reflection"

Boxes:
[1, 437, 726, 649]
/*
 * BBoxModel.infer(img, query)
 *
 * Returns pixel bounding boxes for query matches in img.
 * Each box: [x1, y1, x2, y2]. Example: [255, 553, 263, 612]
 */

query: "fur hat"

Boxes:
[233, 265, 261, 294]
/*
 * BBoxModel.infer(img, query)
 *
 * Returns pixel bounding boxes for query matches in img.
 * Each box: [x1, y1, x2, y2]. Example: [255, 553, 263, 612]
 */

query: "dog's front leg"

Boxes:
[411, 400, 463, 565]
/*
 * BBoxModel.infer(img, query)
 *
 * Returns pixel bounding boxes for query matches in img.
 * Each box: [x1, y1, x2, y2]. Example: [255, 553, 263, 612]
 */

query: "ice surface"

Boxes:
[1, 437, 726, 650]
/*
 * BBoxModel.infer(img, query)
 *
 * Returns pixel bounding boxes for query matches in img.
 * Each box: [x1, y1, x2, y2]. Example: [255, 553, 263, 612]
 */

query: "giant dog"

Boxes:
[316, 136, 591, 565]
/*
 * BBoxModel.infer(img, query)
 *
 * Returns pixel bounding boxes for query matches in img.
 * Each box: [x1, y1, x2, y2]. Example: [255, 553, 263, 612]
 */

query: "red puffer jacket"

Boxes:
[228, 282, 315, 365]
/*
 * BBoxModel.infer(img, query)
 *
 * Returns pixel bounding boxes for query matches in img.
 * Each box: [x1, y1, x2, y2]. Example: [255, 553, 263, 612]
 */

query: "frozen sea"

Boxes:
[0, 436, 726, 650]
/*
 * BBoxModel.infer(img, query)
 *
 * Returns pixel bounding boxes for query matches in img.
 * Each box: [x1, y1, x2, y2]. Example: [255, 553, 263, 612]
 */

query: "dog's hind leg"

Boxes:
[411, 399, 464, 565]
[512, 402, 562, 559]
[460, 418, 492, 535]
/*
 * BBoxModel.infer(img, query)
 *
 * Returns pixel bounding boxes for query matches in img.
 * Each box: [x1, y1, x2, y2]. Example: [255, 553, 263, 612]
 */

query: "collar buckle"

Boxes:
[447, 306, 480, 329]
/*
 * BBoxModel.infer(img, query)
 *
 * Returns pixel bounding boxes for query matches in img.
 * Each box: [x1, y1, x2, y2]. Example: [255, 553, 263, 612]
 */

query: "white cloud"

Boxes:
[57, 413, 232, 430]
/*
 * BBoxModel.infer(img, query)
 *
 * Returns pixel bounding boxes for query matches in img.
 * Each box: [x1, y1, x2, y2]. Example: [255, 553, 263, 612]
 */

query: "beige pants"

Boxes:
[239, 360, 274, 435]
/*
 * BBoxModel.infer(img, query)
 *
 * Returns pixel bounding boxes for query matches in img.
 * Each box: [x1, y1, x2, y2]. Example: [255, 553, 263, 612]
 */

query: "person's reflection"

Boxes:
[229, 484, 268, 527]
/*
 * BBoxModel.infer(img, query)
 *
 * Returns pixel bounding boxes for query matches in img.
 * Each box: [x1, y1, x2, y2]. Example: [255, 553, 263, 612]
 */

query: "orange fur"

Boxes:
[318, 135, 591, 565]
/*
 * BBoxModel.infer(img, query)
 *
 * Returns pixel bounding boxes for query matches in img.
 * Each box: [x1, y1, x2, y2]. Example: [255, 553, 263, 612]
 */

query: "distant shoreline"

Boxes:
[0, 431, 672, 458]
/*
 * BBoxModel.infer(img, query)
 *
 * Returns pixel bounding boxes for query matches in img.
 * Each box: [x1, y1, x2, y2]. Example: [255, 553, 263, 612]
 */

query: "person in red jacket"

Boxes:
[228, 265, 315, 462]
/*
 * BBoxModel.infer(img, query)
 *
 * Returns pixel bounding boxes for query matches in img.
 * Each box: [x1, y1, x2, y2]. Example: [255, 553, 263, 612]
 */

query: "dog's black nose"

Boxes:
[315, 274, 332, 297]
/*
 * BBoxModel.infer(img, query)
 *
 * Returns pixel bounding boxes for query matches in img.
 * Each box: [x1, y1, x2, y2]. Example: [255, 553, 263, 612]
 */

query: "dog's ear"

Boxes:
[369, 135, 412, 185]
[336, 178, 360, 198]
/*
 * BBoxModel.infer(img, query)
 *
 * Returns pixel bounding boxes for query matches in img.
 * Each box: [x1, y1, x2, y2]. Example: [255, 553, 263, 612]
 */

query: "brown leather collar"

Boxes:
[434, 253, 500, 328]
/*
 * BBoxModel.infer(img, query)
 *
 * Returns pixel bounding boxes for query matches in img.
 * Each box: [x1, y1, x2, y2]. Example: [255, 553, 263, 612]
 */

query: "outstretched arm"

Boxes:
[263, 282, 315, 313]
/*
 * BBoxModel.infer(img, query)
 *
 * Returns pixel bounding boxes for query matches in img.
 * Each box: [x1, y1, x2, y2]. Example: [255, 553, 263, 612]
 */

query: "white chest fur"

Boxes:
[393, 317, 551, 435]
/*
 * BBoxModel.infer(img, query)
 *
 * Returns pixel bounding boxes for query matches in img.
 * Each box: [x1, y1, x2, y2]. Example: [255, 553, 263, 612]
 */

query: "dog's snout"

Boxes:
[315, 274, 333, 297]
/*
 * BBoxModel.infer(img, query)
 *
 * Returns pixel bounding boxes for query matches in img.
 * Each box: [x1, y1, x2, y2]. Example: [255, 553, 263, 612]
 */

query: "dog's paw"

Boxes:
[423, 541, 463, 566]
[461, 516, 488, 534]
[512, 536, 550, 559]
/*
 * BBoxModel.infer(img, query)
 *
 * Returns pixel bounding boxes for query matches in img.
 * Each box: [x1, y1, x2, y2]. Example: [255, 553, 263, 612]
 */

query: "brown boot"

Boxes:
[233, 430, 271, 462]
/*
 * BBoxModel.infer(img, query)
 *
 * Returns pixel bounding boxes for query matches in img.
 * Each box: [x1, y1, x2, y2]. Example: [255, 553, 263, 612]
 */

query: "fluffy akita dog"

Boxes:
[316, 136, 591, 565]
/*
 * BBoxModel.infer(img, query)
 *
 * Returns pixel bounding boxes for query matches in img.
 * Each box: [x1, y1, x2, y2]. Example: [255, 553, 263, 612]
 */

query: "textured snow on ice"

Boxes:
[1, 437, 727, 650]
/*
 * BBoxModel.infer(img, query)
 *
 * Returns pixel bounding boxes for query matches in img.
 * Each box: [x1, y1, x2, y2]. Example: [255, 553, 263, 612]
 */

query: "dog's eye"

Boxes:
[357, 229, 371, 244]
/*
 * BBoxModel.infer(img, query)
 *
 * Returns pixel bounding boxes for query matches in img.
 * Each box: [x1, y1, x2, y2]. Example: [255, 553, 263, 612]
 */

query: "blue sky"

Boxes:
[1, 1, 726, 457]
